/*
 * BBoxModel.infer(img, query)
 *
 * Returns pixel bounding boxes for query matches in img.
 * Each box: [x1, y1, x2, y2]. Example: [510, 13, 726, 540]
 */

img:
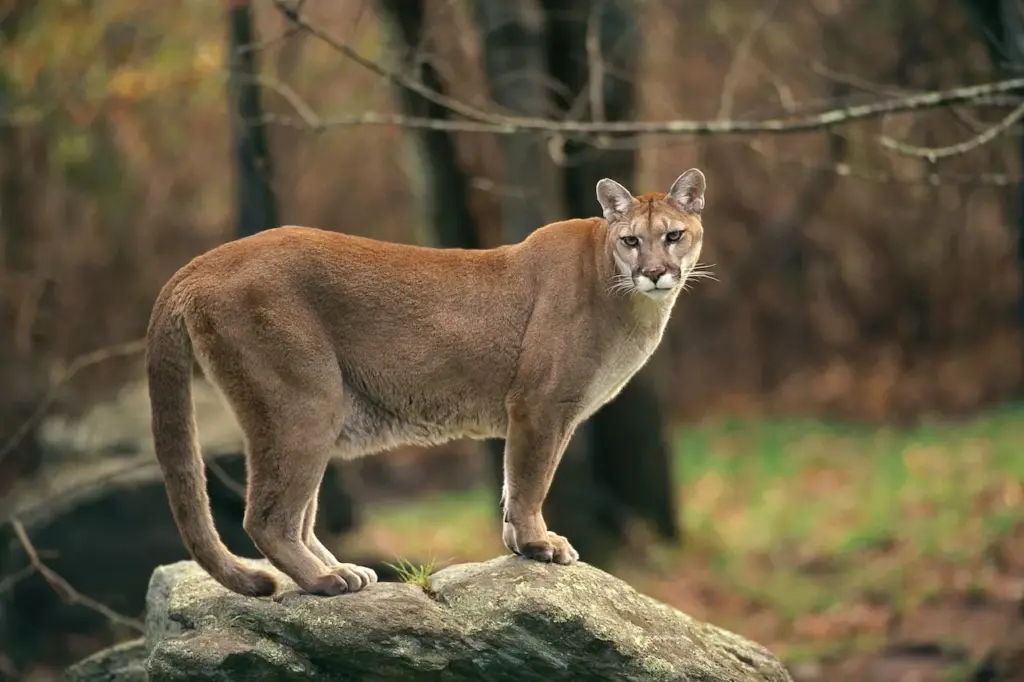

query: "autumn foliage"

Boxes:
[0, 0, 1020, 428]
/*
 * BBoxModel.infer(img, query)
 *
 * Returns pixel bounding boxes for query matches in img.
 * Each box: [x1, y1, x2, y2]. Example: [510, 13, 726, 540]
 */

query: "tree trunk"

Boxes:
[473, 0, 619, 564]
[962, 4, 1024, 679]
[226, 0, 278, 239]
[963, 0, 1024, 354]
[475, 0, 680, 564]
[0, 0, 44, 307]
[1004, 0, 1024, 338]
[223, 0, 364, 545]
[0, 0, 48, 501]
[472, 1, 562, 243]
[376, 0, 479, 250]
[544, 0, 680, 544]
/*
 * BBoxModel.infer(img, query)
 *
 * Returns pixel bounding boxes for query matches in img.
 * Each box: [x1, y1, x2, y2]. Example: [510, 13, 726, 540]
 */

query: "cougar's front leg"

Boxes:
[501, 400, 580, 565]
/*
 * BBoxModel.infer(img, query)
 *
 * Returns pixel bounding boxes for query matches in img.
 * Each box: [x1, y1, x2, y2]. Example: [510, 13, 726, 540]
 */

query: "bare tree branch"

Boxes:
[269, 0, 1024, 142]
[780, 159, 1018, 187]
[809, 59, 1012, 135]
[9, 518, 145, 632]
[238, 70, 323, 131]
[207, 458, 247, 498]
[254, 76, 1024, 139]
[235, 25, 300, 56]
[0, 564, 34, 594]
[880, 101, 1024, 161]
[0, 338, 147, 471]
[271, 0, 500, 125]
[811, 61, 909, 98]
[586, 2, 607, 125]
[251, 5, 1023, 189]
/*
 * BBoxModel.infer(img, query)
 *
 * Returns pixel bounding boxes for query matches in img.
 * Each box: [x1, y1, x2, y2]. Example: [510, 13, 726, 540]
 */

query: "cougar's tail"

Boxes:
[146, 279, 277, 597]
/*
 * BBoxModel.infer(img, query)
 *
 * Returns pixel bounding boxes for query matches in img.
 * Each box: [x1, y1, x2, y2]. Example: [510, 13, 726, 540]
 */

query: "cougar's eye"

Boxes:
[621, 235, 640, 248]
[665, 230, 684, 243]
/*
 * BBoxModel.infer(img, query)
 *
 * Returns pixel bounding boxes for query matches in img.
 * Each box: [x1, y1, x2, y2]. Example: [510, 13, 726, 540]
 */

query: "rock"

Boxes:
[139, 556, 792, 682]
[2, 373, 454, 676]
[0, 452, 357, 674]
[62, 639, 149, 682]
[1, 373, 261, 675]
[36, 378, 246, 463]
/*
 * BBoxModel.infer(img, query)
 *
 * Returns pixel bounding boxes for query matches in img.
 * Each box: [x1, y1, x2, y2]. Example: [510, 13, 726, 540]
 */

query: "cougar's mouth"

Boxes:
[634, 273, 678, 296]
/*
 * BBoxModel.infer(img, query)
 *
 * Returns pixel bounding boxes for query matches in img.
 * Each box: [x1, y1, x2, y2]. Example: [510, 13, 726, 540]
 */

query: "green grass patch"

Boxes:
[384, 556, 438, 594]
[353, 405, 1024, 663]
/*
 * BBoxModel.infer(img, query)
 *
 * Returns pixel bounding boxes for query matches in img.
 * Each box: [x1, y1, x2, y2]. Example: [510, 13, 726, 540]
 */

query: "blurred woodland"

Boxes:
[1, 0, 1024, 681]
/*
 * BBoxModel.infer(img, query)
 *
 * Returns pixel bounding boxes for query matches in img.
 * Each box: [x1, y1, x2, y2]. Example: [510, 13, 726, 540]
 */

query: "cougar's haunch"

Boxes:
[146, 170, 709, 596]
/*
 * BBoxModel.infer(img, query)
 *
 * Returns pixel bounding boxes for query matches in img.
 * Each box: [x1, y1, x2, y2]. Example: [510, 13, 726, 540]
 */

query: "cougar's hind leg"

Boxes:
[302, 492, 341, 566]
[244, 438, 375, 595]
[302, 492, 378, 588]
[242, 393, 376, 594]
[192, 299, 375, 595]
[243, 441, 350, 595]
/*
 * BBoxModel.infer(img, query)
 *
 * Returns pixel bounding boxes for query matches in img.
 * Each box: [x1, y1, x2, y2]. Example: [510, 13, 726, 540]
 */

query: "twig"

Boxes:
[246, 106, 1015, 184]
[0, 338, 147, 469]
[811, 61, 1018, 135]
[806, 70, 1020, 133]
[738, 129, 1018, 186]
[10, 519, 145, 632]
[717, 1, 778, 120]
[760, 64, 798, 113]
[207, 458, 247, 499]
[252, 77, 1024, 138]
[811, 61, 908, 98]
[0, 564, 34, 594]
[233, 70, 323, 131]
[586, 2, 607, 125]
[880, 101, 1024, 161]
[787, 160, 1017, 187]
[547, 0, 614, 164]
[264, 0, 1024, 146]
[2, 457, 163, 527]
[271, 0, 499, 126]
[235, 25, 300, 56]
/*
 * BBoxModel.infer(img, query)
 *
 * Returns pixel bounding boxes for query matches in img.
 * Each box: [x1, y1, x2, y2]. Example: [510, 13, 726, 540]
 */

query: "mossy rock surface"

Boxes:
[71, 555, 794, 681]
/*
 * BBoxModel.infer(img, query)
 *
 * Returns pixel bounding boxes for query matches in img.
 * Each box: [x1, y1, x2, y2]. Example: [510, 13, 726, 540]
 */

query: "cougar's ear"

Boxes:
[596, 178, 635, 223]
[667, 168, 706, 214]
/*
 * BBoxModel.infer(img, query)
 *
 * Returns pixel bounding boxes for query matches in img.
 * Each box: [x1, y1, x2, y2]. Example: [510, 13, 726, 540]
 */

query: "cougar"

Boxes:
[145, 169, 707, 597]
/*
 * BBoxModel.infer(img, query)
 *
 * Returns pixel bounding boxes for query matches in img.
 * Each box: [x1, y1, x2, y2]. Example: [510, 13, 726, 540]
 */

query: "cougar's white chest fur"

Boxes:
[579, 311, 670, 420]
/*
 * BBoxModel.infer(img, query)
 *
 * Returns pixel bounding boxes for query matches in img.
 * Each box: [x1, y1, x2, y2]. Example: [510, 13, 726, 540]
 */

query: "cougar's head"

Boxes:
[596, 169, 706, 301]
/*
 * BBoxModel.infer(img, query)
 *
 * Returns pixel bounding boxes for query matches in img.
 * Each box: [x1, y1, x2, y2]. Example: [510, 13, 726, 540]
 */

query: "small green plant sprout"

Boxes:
[384, 556, 438, 594]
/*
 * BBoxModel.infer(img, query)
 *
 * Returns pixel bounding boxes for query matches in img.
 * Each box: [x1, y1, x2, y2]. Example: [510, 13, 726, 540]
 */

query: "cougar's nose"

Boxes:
[642, 266, 667, 281]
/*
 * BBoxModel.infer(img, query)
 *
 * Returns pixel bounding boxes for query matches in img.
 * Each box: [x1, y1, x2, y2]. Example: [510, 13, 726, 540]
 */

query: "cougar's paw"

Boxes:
[306, 573, 351, 597]
[330, 563, 378, 592]
[235, 567, 278, 597]
[550, 531, 580, 564]
[520, 532, 579, 565]
[502, 521, 518, 555]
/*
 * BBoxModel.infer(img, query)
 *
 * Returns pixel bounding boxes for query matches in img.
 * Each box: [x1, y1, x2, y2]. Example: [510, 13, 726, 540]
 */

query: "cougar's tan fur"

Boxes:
[145, 170, 707, 597]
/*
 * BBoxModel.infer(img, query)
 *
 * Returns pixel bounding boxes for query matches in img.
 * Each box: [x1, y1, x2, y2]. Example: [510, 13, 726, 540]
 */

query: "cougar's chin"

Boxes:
[642, 288, 673, 300]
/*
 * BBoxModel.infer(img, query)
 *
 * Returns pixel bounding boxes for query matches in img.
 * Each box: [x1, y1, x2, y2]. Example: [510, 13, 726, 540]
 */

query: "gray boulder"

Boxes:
[77, 555, 792, 681]
[63, 639, 149, 682]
